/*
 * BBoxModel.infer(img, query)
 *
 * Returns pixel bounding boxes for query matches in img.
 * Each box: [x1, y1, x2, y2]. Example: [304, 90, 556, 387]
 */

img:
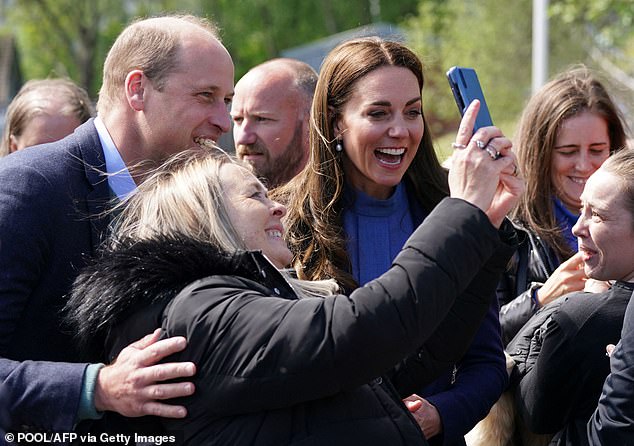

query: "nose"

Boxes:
[271, 200, 287, 218]
[211, 103, 232, 135]
[233, 119, 257, 146]
[575, 151, 593, 174]
[572, 214, 586, 238]
[387, 118, 408, 139]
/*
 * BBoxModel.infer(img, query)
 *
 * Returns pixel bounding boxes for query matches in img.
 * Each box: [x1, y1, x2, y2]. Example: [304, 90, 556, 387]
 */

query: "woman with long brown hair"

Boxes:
[498, 66, 629, 344]
[275, 37, 520, 444]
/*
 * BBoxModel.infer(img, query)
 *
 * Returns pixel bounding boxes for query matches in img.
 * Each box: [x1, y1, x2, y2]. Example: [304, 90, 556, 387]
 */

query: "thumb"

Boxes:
[404, 399, 423, 412]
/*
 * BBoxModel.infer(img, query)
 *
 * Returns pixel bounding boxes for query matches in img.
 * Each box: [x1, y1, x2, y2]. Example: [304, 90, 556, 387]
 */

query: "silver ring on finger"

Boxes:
[475, 139, 486, 149]
[451, 142, 467, 150]
[484, 144, 500, 160]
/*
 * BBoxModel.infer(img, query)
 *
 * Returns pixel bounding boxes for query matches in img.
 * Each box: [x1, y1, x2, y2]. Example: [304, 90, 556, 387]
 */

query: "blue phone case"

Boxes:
[446, 66, 493, 132]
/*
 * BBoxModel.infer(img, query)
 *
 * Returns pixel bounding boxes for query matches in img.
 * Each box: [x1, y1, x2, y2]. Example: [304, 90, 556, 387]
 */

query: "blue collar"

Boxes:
[344, 182, 408, 217]
[553, 196, 579, 252]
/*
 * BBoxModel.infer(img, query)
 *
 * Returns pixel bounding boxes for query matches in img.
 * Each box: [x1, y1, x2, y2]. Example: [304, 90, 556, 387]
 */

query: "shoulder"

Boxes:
[557, 288, 621, 318]
[553, 288, 629, 336]
[507, 298, 565, 353]
[0, 120, 101, 187]
[162, 274, 283, 339]
[163, 249, 298, 331]
[168, 264, 291, 313]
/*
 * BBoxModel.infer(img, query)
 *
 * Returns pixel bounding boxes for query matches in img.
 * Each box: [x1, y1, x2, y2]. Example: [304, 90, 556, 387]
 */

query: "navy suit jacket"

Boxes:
[0, 119, 111, 430]
[588, 289, 634, 445]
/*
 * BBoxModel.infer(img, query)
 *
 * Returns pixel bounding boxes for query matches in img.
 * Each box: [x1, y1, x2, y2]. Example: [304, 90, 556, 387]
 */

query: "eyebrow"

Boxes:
[231, 110, 276, 117]
[554, 144, 579, 149]
[584, 197, 611, 214]
[246, 179, 267, 192]
[555, 142, 610, 150]
[369, 97, 422, 107]
[194, 85, 234, 98]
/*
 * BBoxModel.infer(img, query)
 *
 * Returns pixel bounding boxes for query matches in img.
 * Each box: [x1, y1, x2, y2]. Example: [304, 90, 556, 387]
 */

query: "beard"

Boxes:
[236, 122, 306, 188]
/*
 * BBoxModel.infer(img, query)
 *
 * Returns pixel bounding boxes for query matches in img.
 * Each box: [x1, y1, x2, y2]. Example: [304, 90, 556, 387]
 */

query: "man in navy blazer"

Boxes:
[0, 14, 234, 432]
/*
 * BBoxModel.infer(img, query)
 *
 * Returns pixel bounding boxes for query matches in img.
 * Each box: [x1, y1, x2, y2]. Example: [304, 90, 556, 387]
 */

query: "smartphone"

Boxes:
[446, 66, 493, 132]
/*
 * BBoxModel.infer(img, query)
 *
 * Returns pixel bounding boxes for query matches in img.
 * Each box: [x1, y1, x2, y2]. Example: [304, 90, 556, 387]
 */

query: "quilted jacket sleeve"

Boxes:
[162, 198, 506, 415]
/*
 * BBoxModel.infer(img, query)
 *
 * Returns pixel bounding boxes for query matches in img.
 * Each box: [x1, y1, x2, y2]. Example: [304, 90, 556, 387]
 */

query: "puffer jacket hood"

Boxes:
[65, 234, 293, 355]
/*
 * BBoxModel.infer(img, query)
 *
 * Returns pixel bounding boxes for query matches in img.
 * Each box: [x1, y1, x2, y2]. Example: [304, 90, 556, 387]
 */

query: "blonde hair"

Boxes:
[113, 149, 338, 297]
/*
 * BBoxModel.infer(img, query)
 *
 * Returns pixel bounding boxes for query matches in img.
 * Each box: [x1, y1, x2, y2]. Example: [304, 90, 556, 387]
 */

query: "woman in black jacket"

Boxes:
[506, 149, 634, 446]
[66, 136, 521, 445]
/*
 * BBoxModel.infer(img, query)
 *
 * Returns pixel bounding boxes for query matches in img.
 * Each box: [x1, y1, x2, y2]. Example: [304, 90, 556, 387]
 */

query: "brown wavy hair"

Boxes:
[272, 37, 448, 292]
[512, 65, 629, 260]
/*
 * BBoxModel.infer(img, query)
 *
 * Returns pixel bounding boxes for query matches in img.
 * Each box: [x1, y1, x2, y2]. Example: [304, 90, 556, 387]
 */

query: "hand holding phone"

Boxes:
[446, 66, 493, 133]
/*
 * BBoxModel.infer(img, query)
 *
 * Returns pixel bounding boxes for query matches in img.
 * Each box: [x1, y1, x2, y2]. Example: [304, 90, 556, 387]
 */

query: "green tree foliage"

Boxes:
[6, 0, 201, 98]
[7, 0, 129, 98]
[550, 0, 634, 115]
[406, 0, 532, 139]
[4, 0, 633, 128]
[550, 0, 634, 48]
[404, 0, 634, 142]
[5, 0, 420, 94]
[204, 0, 419, 79]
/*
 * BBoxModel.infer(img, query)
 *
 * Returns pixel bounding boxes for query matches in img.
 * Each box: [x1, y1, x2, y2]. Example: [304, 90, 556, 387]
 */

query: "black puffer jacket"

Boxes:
[68, 198, 516, 445]
[505, 282, 633, 446]
[497, 222, 562, 345]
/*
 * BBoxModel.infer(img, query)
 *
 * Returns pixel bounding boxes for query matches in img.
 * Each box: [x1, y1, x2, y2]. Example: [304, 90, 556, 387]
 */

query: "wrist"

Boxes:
[78, 363, 105, 422]
[93, 364, 111, 413]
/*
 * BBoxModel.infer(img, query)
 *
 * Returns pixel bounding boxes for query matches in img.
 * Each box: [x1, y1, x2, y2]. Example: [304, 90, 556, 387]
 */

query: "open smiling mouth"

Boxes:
[569, 176, 587, 185]
[266, 229, 283, 238]
[375, 147, 406, 166]
[194, 137, 218, 150]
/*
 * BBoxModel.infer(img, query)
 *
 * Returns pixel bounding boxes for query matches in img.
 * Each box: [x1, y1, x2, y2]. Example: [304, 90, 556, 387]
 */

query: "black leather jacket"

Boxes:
[496, 222, 562, 345]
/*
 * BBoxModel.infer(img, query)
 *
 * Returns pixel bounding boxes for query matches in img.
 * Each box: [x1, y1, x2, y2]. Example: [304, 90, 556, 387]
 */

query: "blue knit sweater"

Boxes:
[343, 182, 414, 286]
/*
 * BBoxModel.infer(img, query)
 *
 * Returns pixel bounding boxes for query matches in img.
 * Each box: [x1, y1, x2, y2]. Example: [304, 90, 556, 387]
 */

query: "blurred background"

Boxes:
[1, 0, 633, 158]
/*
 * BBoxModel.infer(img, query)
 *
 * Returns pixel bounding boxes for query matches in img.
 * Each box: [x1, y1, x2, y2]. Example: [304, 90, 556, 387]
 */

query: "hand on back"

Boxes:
[94, 329, 196, 418]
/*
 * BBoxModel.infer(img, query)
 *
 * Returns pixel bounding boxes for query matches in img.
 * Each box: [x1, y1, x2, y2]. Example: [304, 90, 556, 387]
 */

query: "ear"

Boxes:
[8, 134, 19, 153]
[125, 70, 146, 111]
[330, 105, 344, 138]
